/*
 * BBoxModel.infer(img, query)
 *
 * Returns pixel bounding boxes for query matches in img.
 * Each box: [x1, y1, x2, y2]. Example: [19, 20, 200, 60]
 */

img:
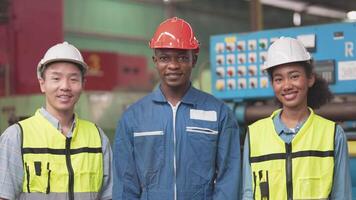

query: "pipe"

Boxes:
[249, 0, 263, 31]
[241, 102, 356, 124]
[65, 29, 148, 44]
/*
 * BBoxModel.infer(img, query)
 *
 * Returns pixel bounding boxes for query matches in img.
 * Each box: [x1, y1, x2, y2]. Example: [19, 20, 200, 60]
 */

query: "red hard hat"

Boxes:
[149, 17, 199, 52]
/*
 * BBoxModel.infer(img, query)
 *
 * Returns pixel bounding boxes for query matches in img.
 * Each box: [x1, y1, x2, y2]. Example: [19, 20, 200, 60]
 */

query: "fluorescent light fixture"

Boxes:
[347, 11, 356, 20]
[293, 12, 301, 26]
[260, 0, 347, 19]
[260, 0, 307, 12]
[306, 5, 346, 19]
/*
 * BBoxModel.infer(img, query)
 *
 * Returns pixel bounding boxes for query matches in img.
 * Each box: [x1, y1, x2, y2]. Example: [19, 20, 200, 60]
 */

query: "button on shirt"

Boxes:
[0, 108, 113, 200]
[242, 110, 352, 199]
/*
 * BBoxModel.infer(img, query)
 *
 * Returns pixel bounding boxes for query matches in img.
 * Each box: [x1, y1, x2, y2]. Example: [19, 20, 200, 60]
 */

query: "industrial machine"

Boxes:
[0, 0, 153, 141]
[211, 22, 356, 100]
[210, 22, 356, 196]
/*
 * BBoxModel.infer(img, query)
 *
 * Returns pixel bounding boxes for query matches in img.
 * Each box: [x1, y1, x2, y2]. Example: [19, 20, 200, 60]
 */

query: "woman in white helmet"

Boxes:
[242, 37, 352, 200]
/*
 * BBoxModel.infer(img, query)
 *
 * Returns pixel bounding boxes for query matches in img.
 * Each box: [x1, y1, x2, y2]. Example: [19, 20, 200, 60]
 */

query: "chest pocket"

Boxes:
[186, 120, 219, 185]
[133, 130, 164, 187]
[23, 161, 51, 193]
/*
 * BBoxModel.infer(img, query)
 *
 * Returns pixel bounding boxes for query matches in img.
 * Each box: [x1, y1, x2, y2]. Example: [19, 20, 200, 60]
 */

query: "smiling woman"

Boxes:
[242, 37, 352, 200]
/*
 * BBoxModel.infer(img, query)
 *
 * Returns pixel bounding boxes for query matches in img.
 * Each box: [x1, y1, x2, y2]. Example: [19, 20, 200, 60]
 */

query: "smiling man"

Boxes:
[0, 42, 113, 200]
[113, 17, 241, 200]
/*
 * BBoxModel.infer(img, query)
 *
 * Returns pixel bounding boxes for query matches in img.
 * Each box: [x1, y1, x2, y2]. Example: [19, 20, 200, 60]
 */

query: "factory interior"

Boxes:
[0, 0, 356, 198]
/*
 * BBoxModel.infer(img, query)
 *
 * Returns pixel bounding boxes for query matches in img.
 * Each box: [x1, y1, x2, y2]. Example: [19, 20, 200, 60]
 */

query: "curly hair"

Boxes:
[267, 61, 333, 109]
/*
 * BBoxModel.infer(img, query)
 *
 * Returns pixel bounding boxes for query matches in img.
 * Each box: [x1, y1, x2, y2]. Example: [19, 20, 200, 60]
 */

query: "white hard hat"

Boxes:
[263, 37, 311, 70]
[37, 41, 88, 78]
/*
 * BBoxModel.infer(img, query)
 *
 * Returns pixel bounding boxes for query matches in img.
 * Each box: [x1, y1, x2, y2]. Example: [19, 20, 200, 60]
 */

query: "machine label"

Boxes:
[345, 42, 354, 57]
[338, 61, 356, 80]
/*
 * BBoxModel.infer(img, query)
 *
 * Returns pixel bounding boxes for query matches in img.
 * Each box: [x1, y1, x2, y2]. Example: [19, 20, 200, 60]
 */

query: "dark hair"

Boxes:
[267, 61, 333, 109]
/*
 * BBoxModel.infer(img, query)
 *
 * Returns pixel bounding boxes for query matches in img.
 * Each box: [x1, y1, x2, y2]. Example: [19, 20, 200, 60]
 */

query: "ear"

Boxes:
[308, 73, 316, 88]
[152, 55, 157, 65]
[82, 77, 86, 88]
[38, 78, 45, 93]
[192, 54, 198, 68]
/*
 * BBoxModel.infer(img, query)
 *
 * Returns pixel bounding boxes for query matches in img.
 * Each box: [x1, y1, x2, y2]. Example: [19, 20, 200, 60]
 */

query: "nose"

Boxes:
[282, 79, 293, 91]
[167, 58, 179, 70]
[60, 79, 71, 91]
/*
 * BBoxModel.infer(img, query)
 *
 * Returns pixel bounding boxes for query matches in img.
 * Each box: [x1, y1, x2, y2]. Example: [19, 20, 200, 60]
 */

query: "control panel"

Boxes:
[210, 22, 356, 100]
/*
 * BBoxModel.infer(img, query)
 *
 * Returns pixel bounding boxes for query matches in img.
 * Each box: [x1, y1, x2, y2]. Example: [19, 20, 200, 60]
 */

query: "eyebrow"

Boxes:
[48, 71, 81, 77]
[274, 70, 301, 76]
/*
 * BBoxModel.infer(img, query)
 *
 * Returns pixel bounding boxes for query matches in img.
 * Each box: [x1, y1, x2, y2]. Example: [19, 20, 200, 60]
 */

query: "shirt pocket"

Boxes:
[24, 161, 51, 193]
[186, 120, 218, 185]
[133, 130, 164, 187]
[295, 161, 333, 199]
[253, 166, 283, 199]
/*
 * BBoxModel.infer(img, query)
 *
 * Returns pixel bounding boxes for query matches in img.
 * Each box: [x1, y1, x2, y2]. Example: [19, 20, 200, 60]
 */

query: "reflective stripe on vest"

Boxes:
[19, 110, 103, 200]
[248, 109, 335, 200]
[18, 191, 99, 200]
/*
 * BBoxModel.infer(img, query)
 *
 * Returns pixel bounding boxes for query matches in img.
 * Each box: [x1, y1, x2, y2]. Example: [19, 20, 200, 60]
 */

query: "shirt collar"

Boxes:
[39, 107, 76, 137]
[272, 110, 307, 136]
[152, 84, 197, 107]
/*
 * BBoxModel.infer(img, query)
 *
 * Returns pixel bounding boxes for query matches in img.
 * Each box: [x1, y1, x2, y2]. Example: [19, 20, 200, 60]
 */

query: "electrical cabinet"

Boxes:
[210, 22, 356, 100]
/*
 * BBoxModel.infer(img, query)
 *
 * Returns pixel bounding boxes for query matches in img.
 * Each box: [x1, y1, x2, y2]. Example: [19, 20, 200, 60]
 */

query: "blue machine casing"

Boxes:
[210, 22, 356, 101]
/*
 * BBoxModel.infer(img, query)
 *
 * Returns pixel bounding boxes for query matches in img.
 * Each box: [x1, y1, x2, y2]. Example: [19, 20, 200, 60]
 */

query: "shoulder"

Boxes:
[126, 92, 155, 112]
[313, 113, 335, 125]
[190, 88, 231, 115]
[192, 87, 225, 105]
[334, 124, 347, 142]
[96, 126, 111, 146]
[77, 118, 101, 131]
[0, 124, 22, 147]
[249, 117, 271, 129]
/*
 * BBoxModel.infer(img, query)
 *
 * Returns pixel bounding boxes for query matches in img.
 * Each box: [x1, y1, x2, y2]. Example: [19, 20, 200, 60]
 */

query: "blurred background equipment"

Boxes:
[0, 0, 356, 196]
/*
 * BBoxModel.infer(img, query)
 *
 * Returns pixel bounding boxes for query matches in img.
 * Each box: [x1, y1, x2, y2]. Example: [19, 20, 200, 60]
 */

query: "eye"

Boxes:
[70, 77, 80, 82]
[177, 55, 190, 63]
[273, 77, 282, 83]
[290, 74, 300, 80]
[50, 76, 60, 81]
[159, 56, 169, 62]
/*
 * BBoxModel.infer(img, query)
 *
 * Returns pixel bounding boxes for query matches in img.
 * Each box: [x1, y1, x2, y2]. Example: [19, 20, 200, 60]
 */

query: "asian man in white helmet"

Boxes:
[242, 37, 352, 200]
[0, 42, 113, 200]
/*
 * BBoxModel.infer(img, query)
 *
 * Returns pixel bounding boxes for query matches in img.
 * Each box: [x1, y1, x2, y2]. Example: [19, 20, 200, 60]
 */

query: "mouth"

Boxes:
[282, 91, 298, 101]
[57, 94, 73, 102]
[165, 73, 182, 80]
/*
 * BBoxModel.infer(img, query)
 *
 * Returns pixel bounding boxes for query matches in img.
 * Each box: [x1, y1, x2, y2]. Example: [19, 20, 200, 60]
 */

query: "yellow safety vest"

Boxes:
[18, 110, 103, 200]
[248, 109, 335, 200]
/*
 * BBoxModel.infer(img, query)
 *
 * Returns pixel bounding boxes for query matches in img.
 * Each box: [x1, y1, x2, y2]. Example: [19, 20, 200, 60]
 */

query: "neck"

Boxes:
[46, 107, 74, 135]
[160, 84, 189, 106]
[280, 106, 310, 129]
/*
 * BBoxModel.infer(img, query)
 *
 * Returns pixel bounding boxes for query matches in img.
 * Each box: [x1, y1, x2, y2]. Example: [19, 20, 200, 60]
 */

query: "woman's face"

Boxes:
[271, 63, 315, 110]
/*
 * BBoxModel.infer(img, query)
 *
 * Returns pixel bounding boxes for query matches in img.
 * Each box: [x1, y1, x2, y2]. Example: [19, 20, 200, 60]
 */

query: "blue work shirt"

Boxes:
[113, 86, 241, 200]
[242, 110, 352, 199]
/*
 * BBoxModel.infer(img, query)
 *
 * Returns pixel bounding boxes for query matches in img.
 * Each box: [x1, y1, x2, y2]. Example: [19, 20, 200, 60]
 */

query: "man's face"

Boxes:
[152, 48, 197, 92]
[39, 62, 84, 116]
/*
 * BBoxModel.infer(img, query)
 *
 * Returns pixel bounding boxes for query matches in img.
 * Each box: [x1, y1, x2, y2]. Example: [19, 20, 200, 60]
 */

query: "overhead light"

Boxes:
[306, 5, 346, 19]
[260, 0, 347, 19]
[260, 0, 307, 12]
[293, 12, 301, 26]
[347, 11, 356, 20]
